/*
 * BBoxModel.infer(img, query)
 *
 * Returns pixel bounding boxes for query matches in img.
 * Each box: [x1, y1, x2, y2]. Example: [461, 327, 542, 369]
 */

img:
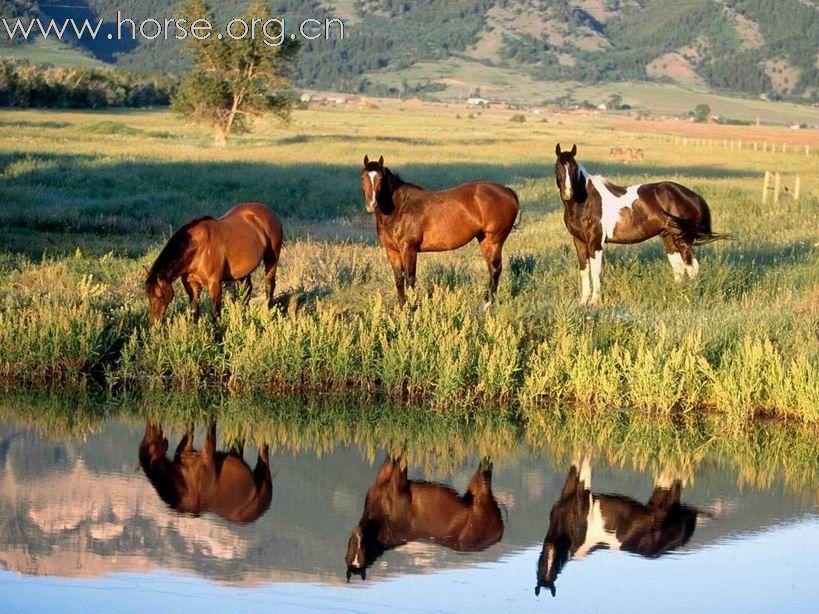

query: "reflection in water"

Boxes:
[345, 456, 504, 580]
[536, 457, 699, 597]
[139, 420, 272, 524]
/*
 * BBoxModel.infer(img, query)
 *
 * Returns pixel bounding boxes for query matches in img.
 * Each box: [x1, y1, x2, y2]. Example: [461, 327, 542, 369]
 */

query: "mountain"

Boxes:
[4, 0, 819, 102]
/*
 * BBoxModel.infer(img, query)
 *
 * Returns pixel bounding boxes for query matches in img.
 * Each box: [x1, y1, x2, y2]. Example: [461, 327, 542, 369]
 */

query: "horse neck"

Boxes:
[376, 171, 417, 216]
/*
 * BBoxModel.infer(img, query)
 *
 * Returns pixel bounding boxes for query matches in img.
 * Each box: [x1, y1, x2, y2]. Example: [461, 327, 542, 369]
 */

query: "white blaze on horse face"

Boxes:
[590, 175, 642, 241]
[574, 495, 622, 560]
[367, 171, 378, 208]
[667, 252, 686, 282]
[589, 250, 603, 305]
[562, 163, 573, 200]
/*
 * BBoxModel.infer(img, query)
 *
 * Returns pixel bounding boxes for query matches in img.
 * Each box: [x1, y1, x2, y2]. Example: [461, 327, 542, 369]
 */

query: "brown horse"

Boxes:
[361, 156, 519, 307]
[144, 202, 283, 323]
[345, 456, 504, 580]
[536, 458, 699, 597]
[138, 420, 272, 524]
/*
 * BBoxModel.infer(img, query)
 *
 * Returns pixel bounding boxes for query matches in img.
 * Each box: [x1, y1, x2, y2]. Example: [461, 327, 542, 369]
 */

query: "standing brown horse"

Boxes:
[345, 456, 504, 580]
[361, 156, 519, 307]
[138, 420, 273, 524]
[144, 203, 283, 323]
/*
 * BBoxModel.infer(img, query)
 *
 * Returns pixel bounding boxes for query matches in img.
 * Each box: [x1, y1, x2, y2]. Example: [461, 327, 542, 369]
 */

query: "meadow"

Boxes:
[1, 100, 818, 424]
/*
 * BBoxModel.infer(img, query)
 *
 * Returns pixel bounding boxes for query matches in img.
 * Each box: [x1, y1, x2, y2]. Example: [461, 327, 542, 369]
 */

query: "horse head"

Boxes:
[144, 270, 175, 325]
[554, 143, 586, 203]
[361, 154, 385, 213]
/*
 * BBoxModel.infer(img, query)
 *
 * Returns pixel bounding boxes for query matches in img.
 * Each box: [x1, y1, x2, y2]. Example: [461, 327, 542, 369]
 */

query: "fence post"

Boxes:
[806, 145, 810, 157]
[774, 172, 781, 205]
[754, 142, 758, 152]
[763, 142, 768, 153]
[762, 171, 770, 203]
[794, 175, 801, 201]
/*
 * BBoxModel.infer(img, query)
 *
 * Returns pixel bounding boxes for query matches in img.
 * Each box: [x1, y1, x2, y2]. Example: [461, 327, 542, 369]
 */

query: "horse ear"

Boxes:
[570, 144, 577, 156]
[364, 154, 369, 166]
[555, 143, 561, 156]
[378, 155, 384, 169]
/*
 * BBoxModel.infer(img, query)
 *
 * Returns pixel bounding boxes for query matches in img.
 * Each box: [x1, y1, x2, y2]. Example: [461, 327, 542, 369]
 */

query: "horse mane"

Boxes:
[385, 168, 424, 191]
[148, 217, 213, 281]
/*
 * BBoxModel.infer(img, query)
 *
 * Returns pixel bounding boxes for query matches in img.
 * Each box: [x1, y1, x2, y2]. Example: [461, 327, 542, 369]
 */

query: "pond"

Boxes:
[1, 392, 818, 613]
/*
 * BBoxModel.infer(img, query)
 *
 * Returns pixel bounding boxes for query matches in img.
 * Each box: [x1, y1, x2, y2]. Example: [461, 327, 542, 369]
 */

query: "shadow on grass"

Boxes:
[0, 149, 760, 258]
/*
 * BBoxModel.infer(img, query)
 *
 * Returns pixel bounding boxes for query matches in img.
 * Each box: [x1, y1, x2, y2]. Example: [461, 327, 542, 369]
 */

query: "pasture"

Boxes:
[1, 100, 818, 423]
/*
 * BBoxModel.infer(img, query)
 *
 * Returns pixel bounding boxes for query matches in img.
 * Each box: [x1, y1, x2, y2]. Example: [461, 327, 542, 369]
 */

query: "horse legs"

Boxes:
[181, 275, 202, 322]
[207, 280, 223, 319]
[263, 250, 278, 309]
[479, 235, 504, 308]
[399, 245, 418, 300]
[573, 238, 591, 305]
[662, 234, 697, 282]
[385, 248, 406, 306]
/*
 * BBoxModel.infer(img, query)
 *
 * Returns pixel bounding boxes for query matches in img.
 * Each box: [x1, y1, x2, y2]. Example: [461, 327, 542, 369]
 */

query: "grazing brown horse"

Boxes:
[144, 203, 283, 323]
[361, 155, 519, 307]
[345, 456, 504, 580]
[555, 143, 726, 306]
[138, 420, 273, 524]
[536, 458, 699, 597]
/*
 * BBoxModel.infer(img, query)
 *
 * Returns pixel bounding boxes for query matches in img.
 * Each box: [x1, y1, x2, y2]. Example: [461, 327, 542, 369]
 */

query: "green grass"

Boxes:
[3, 389, 819, 499]
[0, 39, 105, 69]
[1, 104, 818, 423]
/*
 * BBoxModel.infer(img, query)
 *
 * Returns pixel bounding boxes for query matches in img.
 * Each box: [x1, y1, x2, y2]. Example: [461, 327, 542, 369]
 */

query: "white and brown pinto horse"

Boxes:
[536, 458, 700, 597]
[361, 155, 519, 307]
[554, 144, 726, 306]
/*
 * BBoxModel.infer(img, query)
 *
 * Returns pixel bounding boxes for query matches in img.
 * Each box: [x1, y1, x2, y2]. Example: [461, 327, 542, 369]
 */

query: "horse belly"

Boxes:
[418, 208, 481, 252]
[607, 202, 664, 244]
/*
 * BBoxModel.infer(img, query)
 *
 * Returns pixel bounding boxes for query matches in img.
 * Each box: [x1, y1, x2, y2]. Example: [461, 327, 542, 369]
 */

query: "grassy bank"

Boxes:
[1, 104, 818, 423]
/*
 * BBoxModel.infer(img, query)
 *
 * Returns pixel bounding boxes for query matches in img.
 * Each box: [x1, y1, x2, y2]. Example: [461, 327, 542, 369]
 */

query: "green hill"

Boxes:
[3, 0, 819, 104]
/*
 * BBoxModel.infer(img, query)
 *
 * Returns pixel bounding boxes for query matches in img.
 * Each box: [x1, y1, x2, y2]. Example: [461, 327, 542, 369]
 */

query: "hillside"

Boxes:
[2, 0, 819, 105]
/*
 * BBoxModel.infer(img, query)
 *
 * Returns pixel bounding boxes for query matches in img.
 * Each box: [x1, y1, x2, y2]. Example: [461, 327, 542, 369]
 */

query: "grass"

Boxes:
[0, 102, 818, 424]
[3, 389, 819, 500]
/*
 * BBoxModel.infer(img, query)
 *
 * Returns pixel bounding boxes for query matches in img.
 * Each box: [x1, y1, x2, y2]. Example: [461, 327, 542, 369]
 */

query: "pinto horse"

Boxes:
[361, 155, 519, 307]
[535, 458, 699, 597]
[139, 420, 273, 524]
[144, 203, 283, 323]
[345, 456, 504, 580]
[554, 144, 726, 306]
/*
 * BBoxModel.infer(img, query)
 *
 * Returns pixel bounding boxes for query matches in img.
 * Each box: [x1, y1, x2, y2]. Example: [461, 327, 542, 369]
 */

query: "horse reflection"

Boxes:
[536, 458, 699, 597]
[138, 420, 272, 524]
[345, 456, 503, 580]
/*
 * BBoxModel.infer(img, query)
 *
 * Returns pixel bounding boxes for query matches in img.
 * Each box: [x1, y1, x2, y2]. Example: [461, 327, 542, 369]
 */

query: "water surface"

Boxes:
[1, 394, 818, 612]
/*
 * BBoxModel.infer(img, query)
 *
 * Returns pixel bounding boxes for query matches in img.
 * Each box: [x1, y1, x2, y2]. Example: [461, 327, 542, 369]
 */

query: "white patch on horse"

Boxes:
[589, 250, 603, 305]
[574, 494, 621, 560]
[580, 264, 591, 305]
[590, 175, 642, 241]
[686, 257, 700, 278]
[667, 252, 686, 282]
[367, 171, 378, 207]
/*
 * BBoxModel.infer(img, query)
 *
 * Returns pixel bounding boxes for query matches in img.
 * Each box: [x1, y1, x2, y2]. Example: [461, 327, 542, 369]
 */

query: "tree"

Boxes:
[171, 0, 299, 145]
[607, 93, 623, 110]
[692, 103, 711, 123]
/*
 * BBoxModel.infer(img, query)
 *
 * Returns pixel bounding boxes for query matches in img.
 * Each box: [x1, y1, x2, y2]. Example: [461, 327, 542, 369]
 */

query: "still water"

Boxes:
[1, 394, 818, 613]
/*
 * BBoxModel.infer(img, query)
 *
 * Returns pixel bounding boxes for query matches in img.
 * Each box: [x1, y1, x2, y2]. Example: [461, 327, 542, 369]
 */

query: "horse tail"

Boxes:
[508, 188, 522, 231]
[661, 195, 730, 245]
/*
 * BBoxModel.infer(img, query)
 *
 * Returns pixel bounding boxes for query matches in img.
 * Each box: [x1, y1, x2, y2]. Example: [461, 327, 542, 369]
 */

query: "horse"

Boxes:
[345, 456, 504, 581]
[535, 458, 699, 597]
[360, 155, 519, 307]
[554, 143, 727, 306]
[138, 420, 273, 524]
[144, 202, 283, 324]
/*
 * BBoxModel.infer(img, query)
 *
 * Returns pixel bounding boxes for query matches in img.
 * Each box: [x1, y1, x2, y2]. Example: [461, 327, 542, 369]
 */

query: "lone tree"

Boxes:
[171, 0, 299, 145]
[692, 103, 711, 123]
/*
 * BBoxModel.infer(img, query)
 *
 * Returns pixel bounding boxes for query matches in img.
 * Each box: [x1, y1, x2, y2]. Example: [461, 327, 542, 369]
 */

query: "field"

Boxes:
[1, 100, 819, 423]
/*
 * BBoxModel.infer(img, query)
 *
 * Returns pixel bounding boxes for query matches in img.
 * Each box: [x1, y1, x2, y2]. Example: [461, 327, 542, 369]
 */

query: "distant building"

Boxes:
[467, 97, 489, 106]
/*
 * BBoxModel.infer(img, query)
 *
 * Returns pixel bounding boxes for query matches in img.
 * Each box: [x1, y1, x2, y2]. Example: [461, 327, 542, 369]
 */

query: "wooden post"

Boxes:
[782, 143, 787, 154]
[774, 172, 781, 205]
[763, 142, 768, 153]
[794, 175, 801, 201]
[806, 145, 810, 157]
[753, 142, 758, 152]
[762, 171, 770, 204]
[738, 139, 742, 150]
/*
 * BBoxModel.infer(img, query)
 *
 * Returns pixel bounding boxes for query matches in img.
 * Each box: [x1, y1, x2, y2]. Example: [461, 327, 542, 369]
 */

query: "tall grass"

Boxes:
[1, 105, 818, 423]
